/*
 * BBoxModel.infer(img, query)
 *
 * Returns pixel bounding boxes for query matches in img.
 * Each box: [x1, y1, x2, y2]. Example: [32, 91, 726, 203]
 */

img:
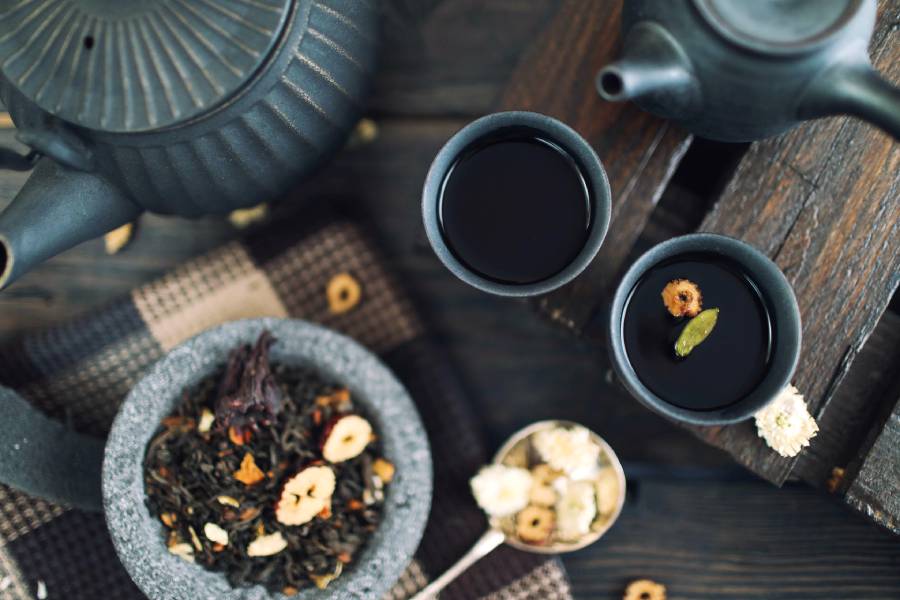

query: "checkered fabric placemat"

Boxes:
[0, 214, 571, 600]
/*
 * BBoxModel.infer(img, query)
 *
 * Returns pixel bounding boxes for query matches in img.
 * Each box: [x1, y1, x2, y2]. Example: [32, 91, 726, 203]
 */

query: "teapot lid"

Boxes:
[0, 0, 293, 132]
[694, 0, 862, 55]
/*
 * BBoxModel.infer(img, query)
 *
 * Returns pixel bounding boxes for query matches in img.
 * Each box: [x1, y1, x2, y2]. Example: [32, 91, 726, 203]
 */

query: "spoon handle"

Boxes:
[410, 528, 505, 600]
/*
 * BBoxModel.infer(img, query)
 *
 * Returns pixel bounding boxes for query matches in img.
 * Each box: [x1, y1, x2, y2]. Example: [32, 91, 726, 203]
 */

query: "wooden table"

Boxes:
[0, 1, 898, 598]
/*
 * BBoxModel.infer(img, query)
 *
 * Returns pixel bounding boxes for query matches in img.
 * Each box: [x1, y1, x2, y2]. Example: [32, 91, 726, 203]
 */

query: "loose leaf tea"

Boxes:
[144, 332, 391, 594]
[675, 308, 720, 357]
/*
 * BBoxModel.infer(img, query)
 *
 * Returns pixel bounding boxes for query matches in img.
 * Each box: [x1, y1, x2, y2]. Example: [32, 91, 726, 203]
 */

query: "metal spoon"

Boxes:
[411, 420, 626, 599]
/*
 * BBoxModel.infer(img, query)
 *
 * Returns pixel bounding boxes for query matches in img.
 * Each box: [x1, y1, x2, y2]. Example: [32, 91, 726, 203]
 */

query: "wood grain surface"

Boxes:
[693, 0, 900, 488]
[845, 393, 900, 534]
[0, 0, 898, 596]
[567, 478, 900, 599]
[497, 0, 693, 333]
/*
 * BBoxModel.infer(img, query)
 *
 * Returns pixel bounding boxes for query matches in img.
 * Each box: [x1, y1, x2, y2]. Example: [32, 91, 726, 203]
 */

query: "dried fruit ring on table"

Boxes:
[623, 578, 667, 600]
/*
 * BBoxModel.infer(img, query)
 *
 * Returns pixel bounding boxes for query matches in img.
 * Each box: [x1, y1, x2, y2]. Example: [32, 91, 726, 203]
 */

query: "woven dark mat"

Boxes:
[0, 215, 571, 600]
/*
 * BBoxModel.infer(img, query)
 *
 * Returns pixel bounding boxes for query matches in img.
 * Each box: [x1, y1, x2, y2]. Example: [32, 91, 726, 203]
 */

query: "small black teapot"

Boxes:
[0, 0, 378, 287]
[597, 0, 900, 142]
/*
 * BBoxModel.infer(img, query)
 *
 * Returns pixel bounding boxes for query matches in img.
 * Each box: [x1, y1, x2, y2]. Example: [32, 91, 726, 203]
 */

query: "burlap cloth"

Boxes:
[0, 214, 571, 599]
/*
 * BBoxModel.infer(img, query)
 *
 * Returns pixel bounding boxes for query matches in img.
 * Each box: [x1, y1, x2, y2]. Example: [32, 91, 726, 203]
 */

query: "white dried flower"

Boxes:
[246, 531, 288, 557]
[470, 464, 533, 518]
[532, 426, 601, 474]
[203, 523, 229, 546]
[755, 385, 818, 457]
[556, 480, 597, 541]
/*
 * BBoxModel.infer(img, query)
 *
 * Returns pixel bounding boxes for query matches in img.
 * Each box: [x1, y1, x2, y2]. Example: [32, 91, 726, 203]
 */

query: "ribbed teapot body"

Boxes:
[0, 0, 378, 216]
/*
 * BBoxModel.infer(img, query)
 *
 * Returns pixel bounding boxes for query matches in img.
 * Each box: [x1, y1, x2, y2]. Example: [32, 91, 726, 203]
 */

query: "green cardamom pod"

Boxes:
[675, 308, 719, 357]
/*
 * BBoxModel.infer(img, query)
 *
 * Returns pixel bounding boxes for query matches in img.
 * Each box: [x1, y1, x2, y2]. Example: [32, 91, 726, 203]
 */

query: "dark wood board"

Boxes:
[0, 0, 899, 595]
[689, 0, 900, 487]
[794, 311, 900, 489]
[374, 0, 559, 117]
[845, 393, 900, 535]
[496, 0, 693, 334]
[567, 478, 900, 599]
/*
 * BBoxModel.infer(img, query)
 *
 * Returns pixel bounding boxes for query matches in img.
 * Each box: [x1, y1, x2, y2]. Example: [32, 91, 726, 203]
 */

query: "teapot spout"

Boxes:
[597, 22, 700, 118]
[798, 62, 900, 140]
[0, 158, 140, 289]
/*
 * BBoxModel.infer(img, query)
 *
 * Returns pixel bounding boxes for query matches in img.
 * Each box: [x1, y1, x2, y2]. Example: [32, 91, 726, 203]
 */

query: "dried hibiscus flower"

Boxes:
[215, 330, 283, 436]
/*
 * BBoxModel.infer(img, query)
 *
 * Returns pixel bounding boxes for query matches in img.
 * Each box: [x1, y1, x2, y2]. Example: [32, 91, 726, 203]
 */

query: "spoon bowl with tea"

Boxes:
[411, 420, 626, 600]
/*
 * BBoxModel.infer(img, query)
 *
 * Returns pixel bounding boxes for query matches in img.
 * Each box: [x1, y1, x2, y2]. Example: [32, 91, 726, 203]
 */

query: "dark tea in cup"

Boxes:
[422, 111, 611, 297]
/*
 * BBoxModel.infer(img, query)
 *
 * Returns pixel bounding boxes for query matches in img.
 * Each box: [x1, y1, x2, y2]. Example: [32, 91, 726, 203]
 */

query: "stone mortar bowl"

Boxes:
[103, 318, 432, 600]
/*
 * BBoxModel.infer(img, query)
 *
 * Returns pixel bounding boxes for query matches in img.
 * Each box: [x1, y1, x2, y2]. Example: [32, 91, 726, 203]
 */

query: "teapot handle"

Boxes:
[0, 386, 104, 510]
[799, 62, 900, 140]
[0, 146, 37, 171]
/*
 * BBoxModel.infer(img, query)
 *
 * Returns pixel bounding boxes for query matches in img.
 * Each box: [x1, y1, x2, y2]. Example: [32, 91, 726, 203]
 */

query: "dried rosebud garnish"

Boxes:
[215, 331, 283, 436]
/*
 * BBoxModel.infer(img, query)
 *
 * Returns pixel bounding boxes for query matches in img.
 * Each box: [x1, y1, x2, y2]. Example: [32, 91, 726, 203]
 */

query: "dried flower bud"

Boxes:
[661, 279, 702, 317]
[755, 385, 818, 457]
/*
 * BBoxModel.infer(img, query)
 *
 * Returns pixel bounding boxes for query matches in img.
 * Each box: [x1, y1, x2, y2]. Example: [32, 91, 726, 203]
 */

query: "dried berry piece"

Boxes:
[516, 505, 555, 544]
[674, 308, 719, 357]
[623, 579, 667, 600]
[327, 273, 362, 314]
[275, 465, 336, 526]
[234, 453, 265, 486]
[321, 415, 373, 463]
[661, 279, 702, 317]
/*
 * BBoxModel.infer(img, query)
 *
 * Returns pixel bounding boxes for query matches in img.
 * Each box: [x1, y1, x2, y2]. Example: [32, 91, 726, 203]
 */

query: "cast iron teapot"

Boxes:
[0, 0, 378, 288]
[596, 0, 900, 142]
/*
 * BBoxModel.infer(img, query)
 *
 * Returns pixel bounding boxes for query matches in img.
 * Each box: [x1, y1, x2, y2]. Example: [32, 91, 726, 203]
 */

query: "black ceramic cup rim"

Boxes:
[421, 111, 612, 297]
[606, 233, 802, 425]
